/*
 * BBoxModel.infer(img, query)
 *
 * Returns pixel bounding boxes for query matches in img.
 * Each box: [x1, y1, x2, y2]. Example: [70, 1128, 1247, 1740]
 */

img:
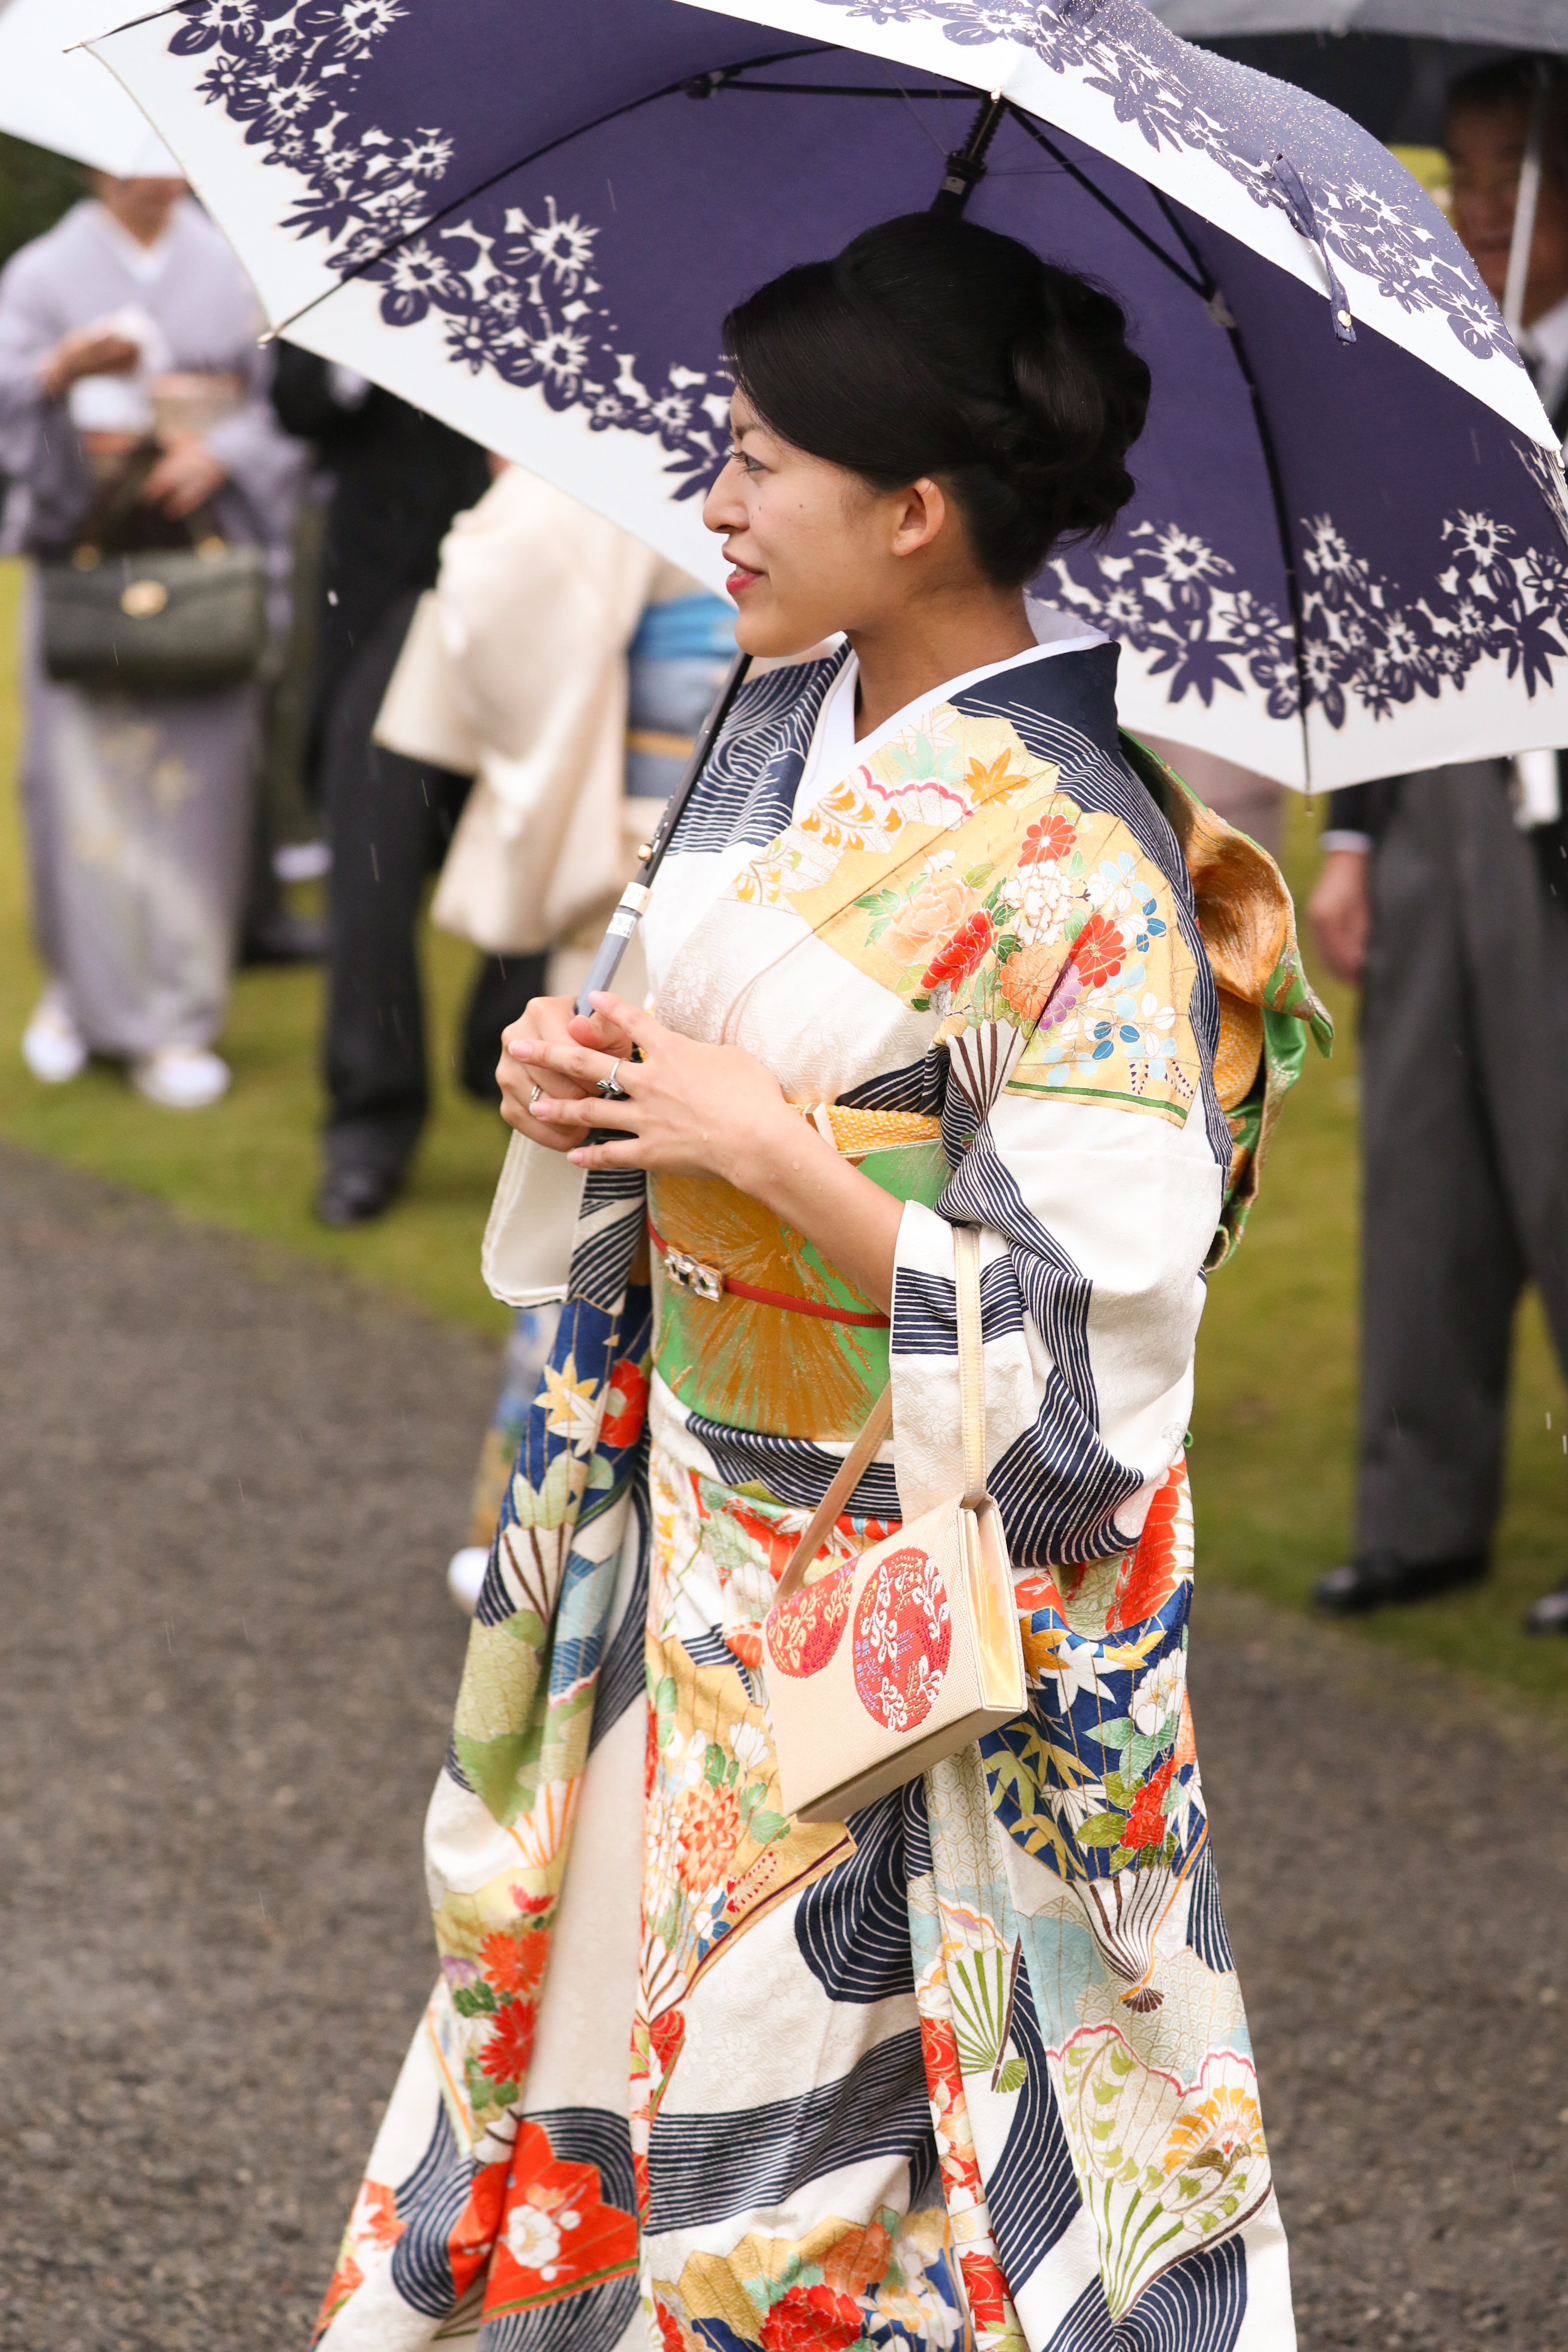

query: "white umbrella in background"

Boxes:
[0, 0, 178, 175]
[1144, 2, 1568, 333]
[1153, 2, 1568, 36]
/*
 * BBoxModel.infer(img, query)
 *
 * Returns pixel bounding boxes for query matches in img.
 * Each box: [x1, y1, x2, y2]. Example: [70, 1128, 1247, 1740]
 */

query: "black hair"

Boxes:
[722, 213, 1149, 588]
[1446, 55, 1568, 178]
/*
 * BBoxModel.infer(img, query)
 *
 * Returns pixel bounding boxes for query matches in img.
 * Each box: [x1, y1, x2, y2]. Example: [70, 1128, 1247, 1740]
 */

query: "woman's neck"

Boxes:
[847, 587, 1035, 740]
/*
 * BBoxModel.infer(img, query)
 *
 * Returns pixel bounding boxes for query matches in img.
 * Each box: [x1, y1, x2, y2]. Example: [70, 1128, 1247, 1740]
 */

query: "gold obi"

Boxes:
[648, 1104, 947, 1444]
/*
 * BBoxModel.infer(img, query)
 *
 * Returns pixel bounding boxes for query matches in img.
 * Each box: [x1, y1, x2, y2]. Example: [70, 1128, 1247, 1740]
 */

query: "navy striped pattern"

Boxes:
[668, 650, 849, 855]
[686, 1412, 900, 1518]
[900, 1774, 934, 1877]
[956, 658, 1230, 1180]
[919, 1132, 1143, 1565]
[795, 1789, 916, 2005]
[891, 1257, 1024, 1354]
[566, 1166, 649, 1310]
[646, 2030, 935, 2232]
[1045, 2232, 1247, 2350]
[840, 1050, 948, 1120]
[389, 2104, 471, 2319]
[985, 1957, 1083, 2285]
[588, 1476, 650, 1758]
[1183, 1837, 1235, 1976]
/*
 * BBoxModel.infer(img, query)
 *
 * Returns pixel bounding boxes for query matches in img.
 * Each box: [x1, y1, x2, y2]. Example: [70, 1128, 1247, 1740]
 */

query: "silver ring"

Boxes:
[596, 1057, 629, 1102]
[528, 1082, 542, 1111]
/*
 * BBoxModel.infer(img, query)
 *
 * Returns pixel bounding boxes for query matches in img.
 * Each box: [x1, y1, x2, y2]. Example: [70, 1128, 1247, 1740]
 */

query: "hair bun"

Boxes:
[724, 214, 1149, 586]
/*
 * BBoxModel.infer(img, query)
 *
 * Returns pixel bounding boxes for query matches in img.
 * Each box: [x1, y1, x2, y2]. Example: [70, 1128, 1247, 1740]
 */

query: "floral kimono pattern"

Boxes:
[316, 639, 1327, 2352]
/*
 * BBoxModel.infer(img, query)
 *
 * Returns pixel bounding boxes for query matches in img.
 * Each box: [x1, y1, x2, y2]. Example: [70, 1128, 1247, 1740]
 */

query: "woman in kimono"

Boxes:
[319, 216, 1325, 2350]
[0, 173, 300, 1107]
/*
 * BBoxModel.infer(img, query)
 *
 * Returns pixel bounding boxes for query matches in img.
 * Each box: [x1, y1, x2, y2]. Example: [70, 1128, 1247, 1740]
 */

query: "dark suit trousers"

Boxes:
[1357, 762, 1568, 1562]
[322, 591, 544, 1179]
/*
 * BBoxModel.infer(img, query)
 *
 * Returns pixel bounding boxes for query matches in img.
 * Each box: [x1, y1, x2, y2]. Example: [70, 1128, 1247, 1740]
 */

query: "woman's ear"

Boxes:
[888, 476, 948, 559]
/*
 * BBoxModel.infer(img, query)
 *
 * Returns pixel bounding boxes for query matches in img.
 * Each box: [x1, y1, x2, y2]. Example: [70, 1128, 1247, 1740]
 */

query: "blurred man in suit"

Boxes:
[270, 351, 500, 1226]
[1309, 56, 1568, 1631]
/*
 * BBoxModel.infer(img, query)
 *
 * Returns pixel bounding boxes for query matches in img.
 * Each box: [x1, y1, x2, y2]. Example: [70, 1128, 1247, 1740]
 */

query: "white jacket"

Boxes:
[375, 462, 697, 954]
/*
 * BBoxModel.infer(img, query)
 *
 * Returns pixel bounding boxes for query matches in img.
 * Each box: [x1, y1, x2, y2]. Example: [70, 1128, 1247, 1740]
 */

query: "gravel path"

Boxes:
[2, 1144, 1565, 2351]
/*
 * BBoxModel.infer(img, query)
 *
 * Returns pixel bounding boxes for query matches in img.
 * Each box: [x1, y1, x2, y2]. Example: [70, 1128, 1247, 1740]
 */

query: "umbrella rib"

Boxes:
[1145, 187, 1312, 779]
[1009, 116, 1206, 299]
[257, 46, 831, 344]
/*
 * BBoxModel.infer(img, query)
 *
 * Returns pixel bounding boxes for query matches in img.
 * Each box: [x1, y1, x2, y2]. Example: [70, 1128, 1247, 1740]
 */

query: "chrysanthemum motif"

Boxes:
[676, 1780, 741, 1895]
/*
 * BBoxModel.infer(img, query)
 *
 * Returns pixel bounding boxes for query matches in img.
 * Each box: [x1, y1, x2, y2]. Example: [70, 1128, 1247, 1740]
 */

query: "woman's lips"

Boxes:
[727, 564, 762, 595]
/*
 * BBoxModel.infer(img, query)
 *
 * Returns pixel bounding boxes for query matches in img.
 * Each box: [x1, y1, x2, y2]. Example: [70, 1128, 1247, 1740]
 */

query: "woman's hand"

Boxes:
[1307, 847, 1371, 986]
[520, 992, 796, 1187]
[38, 326, 140, 400]
[497, 993, 640, 1155]
[514, 991, 903, 1313]
[143, 433, 229, 518]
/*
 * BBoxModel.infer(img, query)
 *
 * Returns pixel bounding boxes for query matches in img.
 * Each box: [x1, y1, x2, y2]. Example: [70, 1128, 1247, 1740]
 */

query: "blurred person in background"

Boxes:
[1142, 738, 1283, 860]
[367, 456, 732, 1608]
[1309, 55, 1568, 1632]
[267, 349, 493, 1227]
[0, 172, 301, 1107]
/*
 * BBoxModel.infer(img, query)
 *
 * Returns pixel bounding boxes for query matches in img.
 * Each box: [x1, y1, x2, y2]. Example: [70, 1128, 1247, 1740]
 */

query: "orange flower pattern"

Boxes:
[676, 1779, 741, 1894]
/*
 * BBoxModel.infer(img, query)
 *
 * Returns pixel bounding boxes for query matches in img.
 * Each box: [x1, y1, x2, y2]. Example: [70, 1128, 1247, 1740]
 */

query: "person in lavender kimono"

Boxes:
[0, 172, 302, 1108]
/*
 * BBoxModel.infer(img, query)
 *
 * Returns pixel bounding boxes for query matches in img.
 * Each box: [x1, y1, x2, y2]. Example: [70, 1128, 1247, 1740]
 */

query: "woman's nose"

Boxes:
[703, 456, 747, 534]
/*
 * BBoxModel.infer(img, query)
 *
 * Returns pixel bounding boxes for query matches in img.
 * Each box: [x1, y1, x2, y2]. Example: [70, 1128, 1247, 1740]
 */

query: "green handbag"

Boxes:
[41, 538, 269, 693]
[40, 443, 269, 694]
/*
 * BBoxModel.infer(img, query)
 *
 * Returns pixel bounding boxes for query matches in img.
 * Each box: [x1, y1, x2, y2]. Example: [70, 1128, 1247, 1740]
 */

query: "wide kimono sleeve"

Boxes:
[0, 236, 80, 535]
[885, 783, 1228, 1565]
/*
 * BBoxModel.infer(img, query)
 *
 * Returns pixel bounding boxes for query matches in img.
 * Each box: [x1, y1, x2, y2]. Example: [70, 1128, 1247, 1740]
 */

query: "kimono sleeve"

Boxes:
[887, 813, 1226, 1568]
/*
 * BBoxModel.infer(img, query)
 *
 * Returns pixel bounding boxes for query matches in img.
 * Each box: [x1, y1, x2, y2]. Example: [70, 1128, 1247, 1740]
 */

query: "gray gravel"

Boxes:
[1, 1143, 1565, 2351]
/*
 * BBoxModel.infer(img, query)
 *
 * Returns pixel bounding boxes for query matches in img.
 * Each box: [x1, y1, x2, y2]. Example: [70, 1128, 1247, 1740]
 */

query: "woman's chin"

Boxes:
[733, 599, 834, 662]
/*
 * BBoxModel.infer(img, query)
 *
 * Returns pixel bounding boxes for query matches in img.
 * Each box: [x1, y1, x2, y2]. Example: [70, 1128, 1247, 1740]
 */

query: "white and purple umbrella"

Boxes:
[84, 0, 1568, 787]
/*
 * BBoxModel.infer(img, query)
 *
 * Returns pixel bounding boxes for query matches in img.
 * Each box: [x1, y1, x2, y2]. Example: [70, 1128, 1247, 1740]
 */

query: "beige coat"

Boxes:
[374, 464, 696, 956]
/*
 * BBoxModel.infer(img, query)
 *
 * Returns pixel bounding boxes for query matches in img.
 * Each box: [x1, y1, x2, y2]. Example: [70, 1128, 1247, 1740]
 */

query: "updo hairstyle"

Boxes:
[722, 213, 1150, 588]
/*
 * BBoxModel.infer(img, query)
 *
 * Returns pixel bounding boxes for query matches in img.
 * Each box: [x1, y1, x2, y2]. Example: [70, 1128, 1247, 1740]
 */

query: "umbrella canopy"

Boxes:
[1152, 2, 1568, 43]
[90, 0, 1568, 788]
[0, 0, 180, 175]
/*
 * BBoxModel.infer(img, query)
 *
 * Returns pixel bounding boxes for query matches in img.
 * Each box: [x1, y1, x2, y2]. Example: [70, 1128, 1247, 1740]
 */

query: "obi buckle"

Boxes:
[662, 1246, 725, 1302]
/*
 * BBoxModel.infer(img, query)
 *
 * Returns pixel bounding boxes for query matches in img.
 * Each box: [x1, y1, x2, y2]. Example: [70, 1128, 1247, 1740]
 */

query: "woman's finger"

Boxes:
[532, 1089, 638, 1130]
[587, 992, 660, 1054]
[526, 1036, 636, 1090]
[567, 1136, 646, 1170]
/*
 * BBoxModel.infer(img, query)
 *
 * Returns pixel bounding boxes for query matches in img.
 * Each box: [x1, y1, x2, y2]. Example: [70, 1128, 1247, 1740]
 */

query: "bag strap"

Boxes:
[771, 1224, 986, 1610]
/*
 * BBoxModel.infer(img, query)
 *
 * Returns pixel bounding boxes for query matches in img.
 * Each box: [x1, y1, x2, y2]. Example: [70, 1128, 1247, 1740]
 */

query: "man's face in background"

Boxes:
[1448, 99, 1568, 328]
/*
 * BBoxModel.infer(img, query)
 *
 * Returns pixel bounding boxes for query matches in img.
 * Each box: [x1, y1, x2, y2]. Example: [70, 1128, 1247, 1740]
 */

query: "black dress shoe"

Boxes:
[315, 1162, 401, 1228]
[1314, 1552, 1487, 1614]
[1525, 1583, 1568, 1635]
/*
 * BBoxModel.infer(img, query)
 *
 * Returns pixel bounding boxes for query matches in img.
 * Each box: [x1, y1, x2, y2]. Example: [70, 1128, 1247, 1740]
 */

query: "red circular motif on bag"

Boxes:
[851, 1546, 952, 1731]
[766, 1564, 853, 1678]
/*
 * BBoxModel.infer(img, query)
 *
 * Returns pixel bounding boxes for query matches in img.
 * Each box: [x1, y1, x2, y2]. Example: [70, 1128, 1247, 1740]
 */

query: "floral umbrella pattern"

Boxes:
[95, 0, 1568, 785]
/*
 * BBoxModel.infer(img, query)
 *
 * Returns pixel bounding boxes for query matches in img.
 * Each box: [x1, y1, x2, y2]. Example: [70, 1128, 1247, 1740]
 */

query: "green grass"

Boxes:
[0, 559, 512, 1338]
[2, 555, 1563, 1705]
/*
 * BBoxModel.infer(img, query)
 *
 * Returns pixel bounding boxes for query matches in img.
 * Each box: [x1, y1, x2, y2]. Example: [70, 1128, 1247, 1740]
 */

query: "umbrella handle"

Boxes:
[574, 646, 751, 1018]
[1504, 62, 1551, 339]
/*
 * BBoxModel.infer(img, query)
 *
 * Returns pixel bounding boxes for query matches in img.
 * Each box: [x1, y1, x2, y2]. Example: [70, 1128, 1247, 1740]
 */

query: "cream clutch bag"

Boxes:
[762, 1225, 1027, 1824]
